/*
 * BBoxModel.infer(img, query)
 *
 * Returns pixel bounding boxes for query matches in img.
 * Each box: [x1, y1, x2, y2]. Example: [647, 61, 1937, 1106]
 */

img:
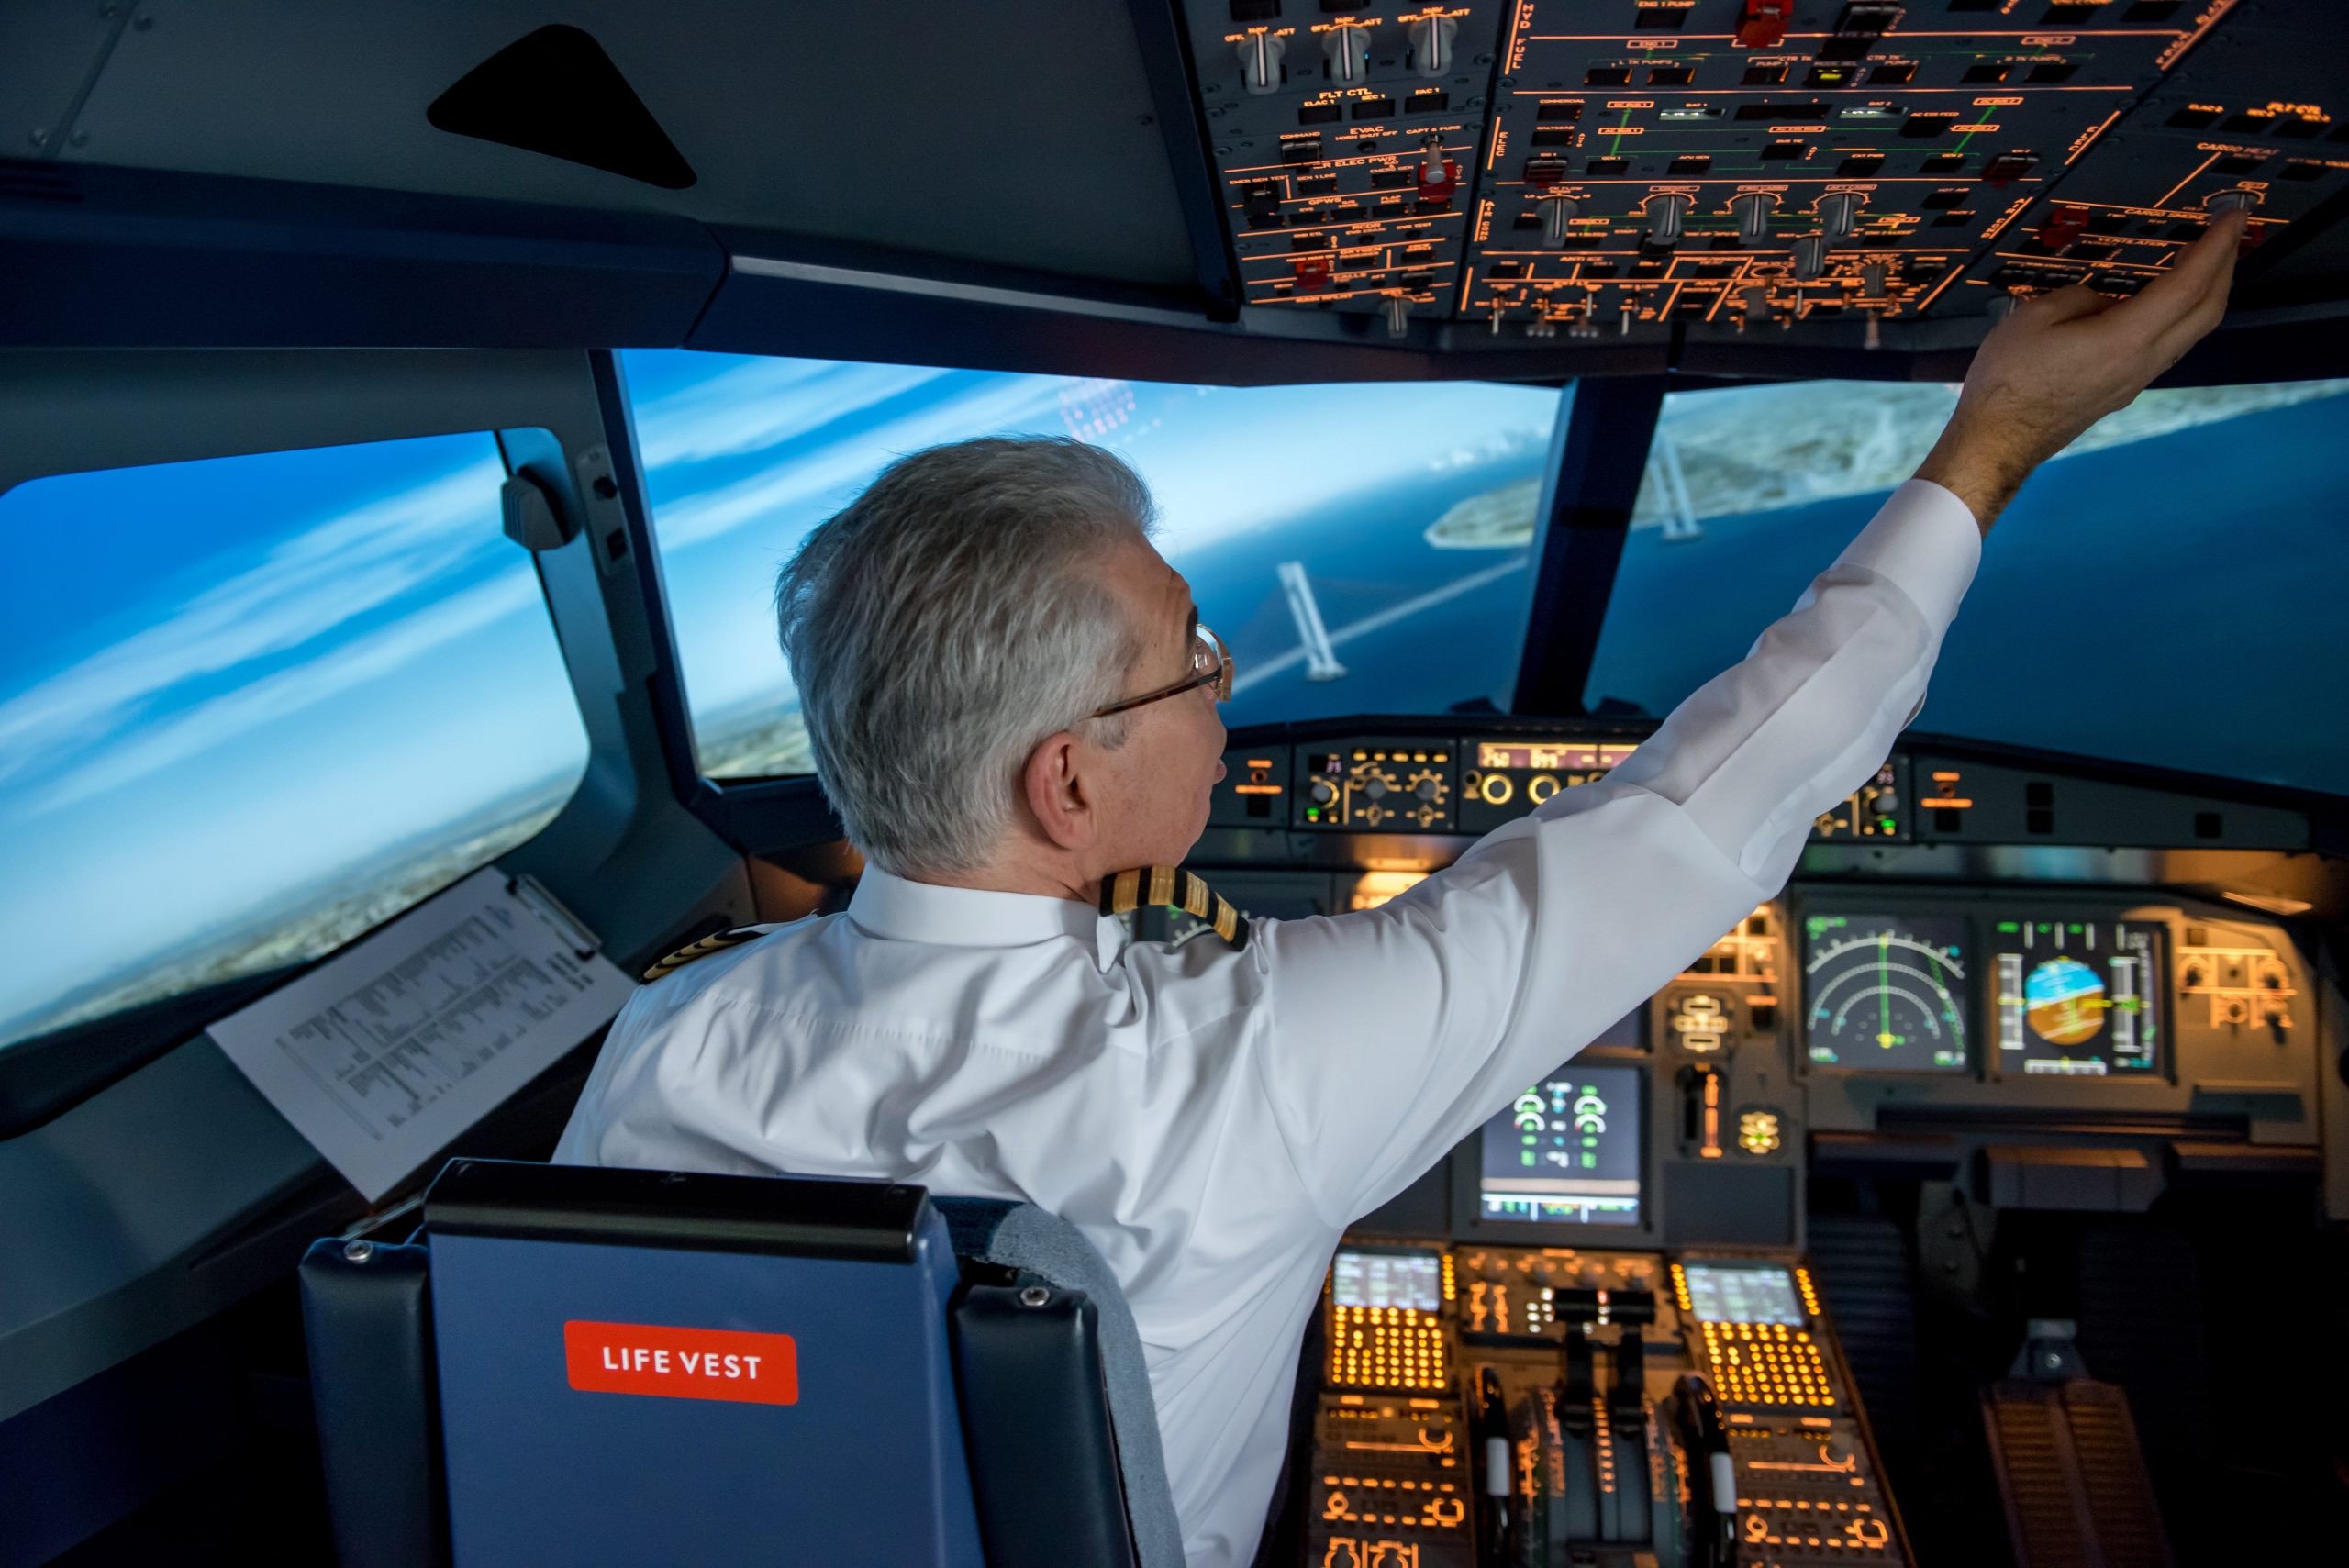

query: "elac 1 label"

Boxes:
[562, 1320, 799, 1406]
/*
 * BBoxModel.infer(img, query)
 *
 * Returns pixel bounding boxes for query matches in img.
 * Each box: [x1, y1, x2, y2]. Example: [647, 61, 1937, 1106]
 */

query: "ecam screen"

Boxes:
[1477, 1062, 1642, 1228]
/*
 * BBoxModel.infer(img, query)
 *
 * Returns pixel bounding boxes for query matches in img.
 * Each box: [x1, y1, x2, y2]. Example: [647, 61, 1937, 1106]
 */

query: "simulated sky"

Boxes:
[0, 433, 586, 1041]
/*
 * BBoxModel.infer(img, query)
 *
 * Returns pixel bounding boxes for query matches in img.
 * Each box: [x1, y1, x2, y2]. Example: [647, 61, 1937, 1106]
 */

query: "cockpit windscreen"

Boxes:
[1476, 1062, 1643, 1228]
[1584, 379, 2349, 795]
[619, 350, 1565, 779]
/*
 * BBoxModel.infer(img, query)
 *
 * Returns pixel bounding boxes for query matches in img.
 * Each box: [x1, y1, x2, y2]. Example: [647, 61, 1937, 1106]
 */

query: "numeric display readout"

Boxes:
[1803, 915, 1969, 1072]
[1990, 918, 2164, 1077]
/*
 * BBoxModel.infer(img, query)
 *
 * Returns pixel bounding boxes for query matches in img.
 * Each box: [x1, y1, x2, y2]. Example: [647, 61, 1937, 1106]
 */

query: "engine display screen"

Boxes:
[1477, 1062, 1642, 1228]
[1330, 1250, 1443, 1311]
[1989, 918, 2164, 1076]
[1802, 914, 1970, 1072]
[1679, 1262, 1808, 1326]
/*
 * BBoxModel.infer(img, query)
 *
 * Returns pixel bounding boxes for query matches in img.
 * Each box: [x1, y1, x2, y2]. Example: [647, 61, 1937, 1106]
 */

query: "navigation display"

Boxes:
[1331, 1250, 1443, 1312]
[1990, 918, 2164, 1077]
[1477, 1063, 1642, 1228]
[1680, 1262, 1807, 1327]
[1802, 914, 1970, 1072]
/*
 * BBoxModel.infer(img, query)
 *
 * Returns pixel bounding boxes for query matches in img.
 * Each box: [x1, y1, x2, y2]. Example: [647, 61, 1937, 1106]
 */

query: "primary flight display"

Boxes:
[1989, 917, 2164, 1076]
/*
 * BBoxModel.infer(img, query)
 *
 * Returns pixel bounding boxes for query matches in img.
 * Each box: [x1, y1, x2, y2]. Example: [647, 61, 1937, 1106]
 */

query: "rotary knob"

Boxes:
[1235, 31, 1286, 96]
[1308, 779, 1338, 807]
[1415, 777, 1440, 802]
[1644, 191, 1695, 248]
[1410, 14, 1457, 77]
[1731, 191, 1778, 245]
[1793, 234, 1826, 281]
[1362, 776, 1389, 800]
[1323, 24, 1372, 86]
[2204, 187, 2258, 216]
[1541, 193, 1580, 249]
[1817, 190, 1865, 243]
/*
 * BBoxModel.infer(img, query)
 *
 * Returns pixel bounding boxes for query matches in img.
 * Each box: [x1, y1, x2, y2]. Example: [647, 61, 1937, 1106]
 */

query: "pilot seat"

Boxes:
[297, 1159, 1184, 1568]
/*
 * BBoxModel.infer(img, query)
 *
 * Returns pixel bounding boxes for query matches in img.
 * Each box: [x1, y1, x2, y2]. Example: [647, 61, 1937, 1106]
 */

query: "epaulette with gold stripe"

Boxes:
[640, 925, 769, 983]
[1100, 865, 1251, 951]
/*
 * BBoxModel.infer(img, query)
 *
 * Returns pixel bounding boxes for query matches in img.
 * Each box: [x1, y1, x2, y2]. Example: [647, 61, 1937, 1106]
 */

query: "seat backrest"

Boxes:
[423, 1159, 982, 1566]
[301, 1161, 1176, 1568]
[937, 1198, 1186, 1568]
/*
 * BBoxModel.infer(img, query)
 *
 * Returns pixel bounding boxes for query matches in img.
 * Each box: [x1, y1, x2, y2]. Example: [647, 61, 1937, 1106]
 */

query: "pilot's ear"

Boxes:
[1021, 729, 1095, 851]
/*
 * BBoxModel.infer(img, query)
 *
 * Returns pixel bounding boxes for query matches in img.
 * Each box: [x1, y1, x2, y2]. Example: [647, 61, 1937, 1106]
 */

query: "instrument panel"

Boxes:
[1178, 0, 2348, 338]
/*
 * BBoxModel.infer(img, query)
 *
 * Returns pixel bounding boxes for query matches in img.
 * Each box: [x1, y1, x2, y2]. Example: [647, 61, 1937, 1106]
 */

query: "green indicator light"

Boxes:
[1997, 921, 2020, 933]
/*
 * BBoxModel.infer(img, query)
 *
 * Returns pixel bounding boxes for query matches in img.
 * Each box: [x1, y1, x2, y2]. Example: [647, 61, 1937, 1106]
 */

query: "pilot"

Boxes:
[557, 217, 2243, 1566]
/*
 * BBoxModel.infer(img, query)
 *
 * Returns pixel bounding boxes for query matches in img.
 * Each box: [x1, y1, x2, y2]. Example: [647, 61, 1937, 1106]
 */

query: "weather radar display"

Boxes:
[1803, 915, 1969, 1071]
[1990, 918, 2164, 1075]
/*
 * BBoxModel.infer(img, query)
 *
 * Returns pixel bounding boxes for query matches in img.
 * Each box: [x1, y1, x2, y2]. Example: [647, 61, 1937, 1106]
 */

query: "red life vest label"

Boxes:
[562, 1320, 799, 1406]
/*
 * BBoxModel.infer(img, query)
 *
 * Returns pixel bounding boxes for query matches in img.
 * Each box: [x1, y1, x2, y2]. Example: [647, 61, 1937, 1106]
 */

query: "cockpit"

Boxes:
[3, 5, 2345, 1567]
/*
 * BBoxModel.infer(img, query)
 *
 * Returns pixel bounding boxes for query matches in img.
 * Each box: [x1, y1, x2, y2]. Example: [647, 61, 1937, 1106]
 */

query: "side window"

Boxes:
[620, 349, 1564, 778]
[0, 432, 590, 1051]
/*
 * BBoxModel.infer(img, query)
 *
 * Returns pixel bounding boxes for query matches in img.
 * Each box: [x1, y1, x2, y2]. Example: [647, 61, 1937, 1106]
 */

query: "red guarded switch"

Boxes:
[2038, 204, 2091, 251]
[1292, 253, 1333, 293]
[1738, 0, 1791, 49]
[1417, 157, 1460, 210]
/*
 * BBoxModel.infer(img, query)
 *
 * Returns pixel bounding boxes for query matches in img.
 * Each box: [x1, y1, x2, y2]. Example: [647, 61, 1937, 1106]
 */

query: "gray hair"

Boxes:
[774, 437, 1157, 877]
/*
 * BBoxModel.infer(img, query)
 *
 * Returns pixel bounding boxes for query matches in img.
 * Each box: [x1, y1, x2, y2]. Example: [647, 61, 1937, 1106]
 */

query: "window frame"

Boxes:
[0, 349, 723, 1137]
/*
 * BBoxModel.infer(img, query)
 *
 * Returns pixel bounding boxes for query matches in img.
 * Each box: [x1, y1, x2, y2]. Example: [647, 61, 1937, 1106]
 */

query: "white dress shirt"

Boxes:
[555, 480, 1982, 1567]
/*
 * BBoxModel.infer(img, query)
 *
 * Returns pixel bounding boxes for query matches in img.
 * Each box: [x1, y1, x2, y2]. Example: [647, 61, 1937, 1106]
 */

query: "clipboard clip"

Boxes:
[507, 873, 601, 960]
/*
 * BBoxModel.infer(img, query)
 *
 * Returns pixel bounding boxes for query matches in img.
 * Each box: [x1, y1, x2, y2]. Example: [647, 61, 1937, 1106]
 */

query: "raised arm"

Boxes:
[1250, 217, 2247, 1226]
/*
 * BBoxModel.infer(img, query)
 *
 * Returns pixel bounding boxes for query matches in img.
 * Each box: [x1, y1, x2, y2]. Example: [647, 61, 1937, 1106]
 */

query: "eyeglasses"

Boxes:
[1087, 624, 1233, 720]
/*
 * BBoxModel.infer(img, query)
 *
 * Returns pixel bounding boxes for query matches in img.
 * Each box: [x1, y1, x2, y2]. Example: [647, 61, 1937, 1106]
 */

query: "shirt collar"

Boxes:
[848, 866, 1105, 950]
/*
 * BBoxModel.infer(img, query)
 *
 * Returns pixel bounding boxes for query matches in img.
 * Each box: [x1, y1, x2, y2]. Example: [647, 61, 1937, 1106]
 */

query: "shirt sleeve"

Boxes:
[1250, 480, 1982, 1226]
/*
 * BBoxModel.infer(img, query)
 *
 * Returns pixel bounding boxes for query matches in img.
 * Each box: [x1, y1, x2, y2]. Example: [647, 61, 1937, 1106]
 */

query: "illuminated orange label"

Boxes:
[563, 1320, 798, 1406]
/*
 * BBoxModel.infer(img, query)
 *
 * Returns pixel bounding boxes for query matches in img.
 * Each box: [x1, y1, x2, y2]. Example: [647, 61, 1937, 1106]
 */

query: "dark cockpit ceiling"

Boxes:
[6, 0, 2349, 385]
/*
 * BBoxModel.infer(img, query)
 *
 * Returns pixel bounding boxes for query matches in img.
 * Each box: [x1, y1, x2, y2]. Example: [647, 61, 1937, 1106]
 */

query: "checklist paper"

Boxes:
[207, 867, 636, 1199]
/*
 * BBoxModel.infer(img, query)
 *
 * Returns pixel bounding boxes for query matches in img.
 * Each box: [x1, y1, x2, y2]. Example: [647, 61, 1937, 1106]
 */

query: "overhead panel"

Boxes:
[1946, 5, 2349, 307]
[1175, 1, 2345, 341]
[1186, 3, 1517, 330]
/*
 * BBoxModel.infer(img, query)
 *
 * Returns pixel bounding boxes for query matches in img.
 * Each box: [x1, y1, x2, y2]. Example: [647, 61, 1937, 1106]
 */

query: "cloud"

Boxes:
[632, 358, 955, 469]
[21, 572, 541, 815]
[650, 373, 1074, 550]
[0, 454, 507, 797]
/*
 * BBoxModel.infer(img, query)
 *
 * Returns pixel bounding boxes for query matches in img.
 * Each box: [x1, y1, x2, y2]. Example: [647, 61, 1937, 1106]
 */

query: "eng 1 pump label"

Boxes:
[562, 1320, 799, 1405]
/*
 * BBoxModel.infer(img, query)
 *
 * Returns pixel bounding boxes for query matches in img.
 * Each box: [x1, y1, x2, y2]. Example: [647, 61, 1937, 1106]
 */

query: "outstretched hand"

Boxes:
[1915, 208, 2247, 531]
